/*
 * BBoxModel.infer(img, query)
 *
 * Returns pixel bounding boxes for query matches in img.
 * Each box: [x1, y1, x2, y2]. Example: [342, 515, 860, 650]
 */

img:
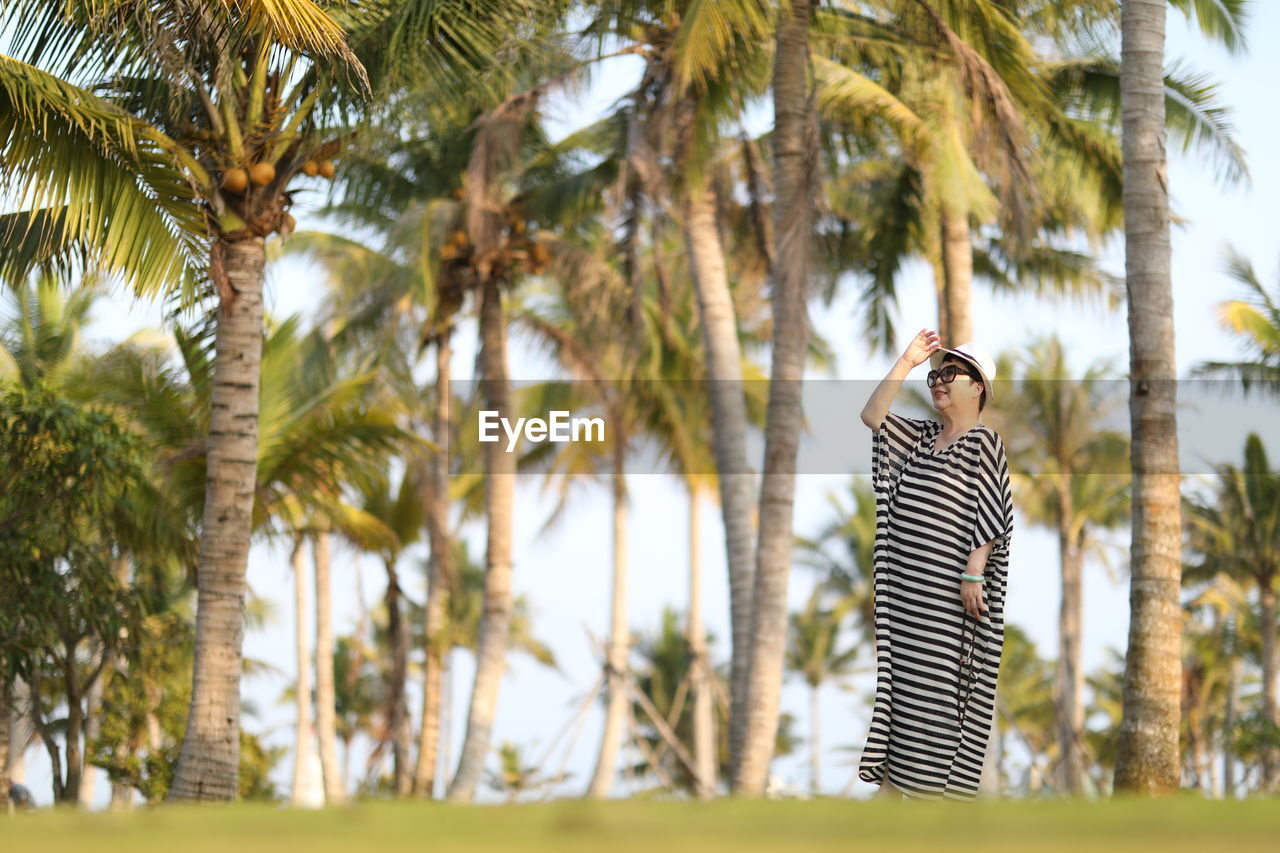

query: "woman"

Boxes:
[855, 327, 1013, 801]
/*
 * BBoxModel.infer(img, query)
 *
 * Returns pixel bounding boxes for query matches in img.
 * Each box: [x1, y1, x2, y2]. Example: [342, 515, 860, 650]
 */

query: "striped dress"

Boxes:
[856, 410, 1014, 800]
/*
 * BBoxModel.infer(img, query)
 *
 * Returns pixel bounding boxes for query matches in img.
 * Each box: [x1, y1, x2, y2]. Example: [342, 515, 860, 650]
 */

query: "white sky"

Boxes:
[16, 8, 1280, 806]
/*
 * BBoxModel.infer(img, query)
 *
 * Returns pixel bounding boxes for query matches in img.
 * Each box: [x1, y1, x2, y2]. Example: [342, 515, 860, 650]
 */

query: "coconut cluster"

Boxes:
[220, 159, 336, 194]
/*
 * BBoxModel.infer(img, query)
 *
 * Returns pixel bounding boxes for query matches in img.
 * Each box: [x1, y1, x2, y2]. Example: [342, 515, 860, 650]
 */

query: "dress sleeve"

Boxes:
[969, 428, 1013, 557]
[871, 410, 930, 499]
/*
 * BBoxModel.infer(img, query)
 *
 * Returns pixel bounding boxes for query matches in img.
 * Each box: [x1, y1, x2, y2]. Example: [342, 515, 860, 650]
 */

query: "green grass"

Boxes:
[4, 795, 1279, 853]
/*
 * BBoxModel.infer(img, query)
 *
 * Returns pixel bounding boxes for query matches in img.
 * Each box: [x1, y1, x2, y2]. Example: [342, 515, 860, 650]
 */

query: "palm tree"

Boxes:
[485, 741, 568, 802]
[785, 589, 859, 796]
[1183, 434, 1280, 793]
[508, 220, 722, 798]
[625, 605, 801, 795]
[289, 80, 583, 798]
[347, 465, 426, 795]
[311, 529, 344, 804]
[284, 202, 462, 799]
[1178, 590, 1236, 795]
[1109, 0, 1252, 797]
[795, 479, 878, 651]
[1113, 0, 1177, 795]
[578, 1, 774, 774]
[998, 336, 1130, 795]
[731, 0, 818, 796]
[1, 0, 544, 801]
[1190, 249, 1280, 397]
[811, 2, 1246, 355]
[996, 624, 1056, 795]
[287, 532, 322, 807]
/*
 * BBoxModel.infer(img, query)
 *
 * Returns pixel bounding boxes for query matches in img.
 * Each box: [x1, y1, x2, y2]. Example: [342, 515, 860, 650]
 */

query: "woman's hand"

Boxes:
[901, 328, 941, 368]
[960, 579, 987, 619]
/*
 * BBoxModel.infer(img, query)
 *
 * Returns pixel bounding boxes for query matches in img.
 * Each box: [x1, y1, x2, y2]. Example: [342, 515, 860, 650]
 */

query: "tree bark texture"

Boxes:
[683, 180, 757, 777]
[734, 0, 816, 796]
[415, 330, 455, 798]
[170, 236, 266, 802]
[1113, 0, 1183, 796]
[447, 275, 515, 801]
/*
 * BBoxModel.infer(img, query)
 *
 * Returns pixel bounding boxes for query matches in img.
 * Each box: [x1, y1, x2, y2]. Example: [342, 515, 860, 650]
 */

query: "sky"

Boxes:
[14, 7, 1280, 806]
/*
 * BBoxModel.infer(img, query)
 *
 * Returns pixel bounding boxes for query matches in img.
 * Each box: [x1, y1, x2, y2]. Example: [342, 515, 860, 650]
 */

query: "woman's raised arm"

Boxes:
[860, 328, 941, 430]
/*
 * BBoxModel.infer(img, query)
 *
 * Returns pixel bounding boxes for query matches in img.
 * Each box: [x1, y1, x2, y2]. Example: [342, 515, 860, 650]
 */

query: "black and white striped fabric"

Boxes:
[856, 410, 1014, 800]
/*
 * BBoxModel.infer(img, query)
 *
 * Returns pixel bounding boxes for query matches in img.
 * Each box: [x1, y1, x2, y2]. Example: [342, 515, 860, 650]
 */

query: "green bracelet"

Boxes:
[960, 573, 984, 583]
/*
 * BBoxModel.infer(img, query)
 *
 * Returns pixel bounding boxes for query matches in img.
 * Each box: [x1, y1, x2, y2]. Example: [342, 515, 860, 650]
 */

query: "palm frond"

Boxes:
[1168, 0, 1250, 54]
[0, 53, 204, 292]
[673, 0, 772, 93]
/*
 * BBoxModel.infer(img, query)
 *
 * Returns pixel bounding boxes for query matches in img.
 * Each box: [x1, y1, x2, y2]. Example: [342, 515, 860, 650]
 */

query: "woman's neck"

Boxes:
[939, 410, 980, 435]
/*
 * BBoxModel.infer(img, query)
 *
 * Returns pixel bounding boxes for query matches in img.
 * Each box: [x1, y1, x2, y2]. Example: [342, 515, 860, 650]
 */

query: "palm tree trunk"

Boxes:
[809, 684, 821, 796]
[1223, 615, 1238, 798]
[439, 648, 453, 793]
[940, 206, 974, 344]
[313, 531, 343, 804]
[291, 535, 316, 806]
[448, 275, 515, 801]
[1057, 524, 1086, 796]
[293, 535, 312, 799]
[384, 561, 413, 796]
[1259, 580, 1278, 792]
[1113, 0, 1183, 796]
[931, 256, 951, 344]
[415, 330, 455, 798]
[1207, 730, 1220, 798]
[734, 0, 815, 796]
[586, 441, 631, 798]
[682, 180, 756, 777]
[170, 235, 267, 802]
[687, 483, 716, 799]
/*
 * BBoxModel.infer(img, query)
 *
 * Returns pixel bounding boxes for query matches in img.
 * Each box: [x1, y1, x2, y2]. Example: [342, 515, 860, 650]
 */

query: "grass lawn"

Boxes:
[4, 795, 1278, 853]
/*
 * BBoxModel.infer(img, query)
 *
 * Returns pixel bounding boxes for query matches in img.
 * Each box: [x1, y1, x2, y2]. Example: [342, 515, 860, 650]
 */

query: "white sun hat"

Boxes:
[930, 341, 997, 402]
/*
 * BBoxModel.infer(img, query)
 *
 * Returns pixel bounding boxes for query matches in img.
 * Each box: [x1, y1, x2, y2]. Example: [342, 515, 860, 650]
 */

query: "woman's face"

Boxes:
[930, 356, 983, 414]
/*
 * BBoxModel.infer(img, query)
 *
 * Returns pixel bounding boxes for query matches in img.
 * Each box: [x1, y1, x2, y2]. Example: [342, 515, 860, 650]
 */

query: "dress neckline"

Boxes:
[925, 421, 982, 456]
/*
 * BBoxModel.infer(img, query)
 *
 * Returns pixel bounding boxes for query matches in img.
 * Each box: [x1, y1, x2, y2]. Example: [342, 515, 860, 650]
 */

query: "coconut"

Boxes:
[301, 160, 319, 177]
[249, 162, 276, 186]
[319, 160, 336, 179]
[221, 168, 249, 193]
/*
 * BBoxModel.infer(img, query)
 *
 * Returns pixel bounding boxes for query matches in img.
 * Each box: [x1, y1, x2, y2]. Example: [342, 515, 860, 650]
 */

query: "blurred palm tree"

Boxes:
[785, 589, 860, 795]
[1182, 433, 1280, 793]
[1113, 0, 1250, 797]
[577, 1, 774, 779]
[0, 0, 534, 797]
[997, 624, 1056, 796]
[1178, 589, 1235, 796]
[795, 479, 877, 648]
[345, 462, 434, 796]
[997, 335, 1130, 796]
[812, 2, 1245, 355]
[1191, 249, 1280, 398]
[624, 605, 800, 796]
[484, 740, 569, 803]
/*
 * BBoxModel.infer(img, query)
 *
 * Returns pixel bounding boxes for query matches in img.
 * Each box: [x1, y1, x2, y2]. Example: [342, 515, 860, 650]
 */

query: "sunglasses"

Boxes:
[926, 363, 977, 388]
